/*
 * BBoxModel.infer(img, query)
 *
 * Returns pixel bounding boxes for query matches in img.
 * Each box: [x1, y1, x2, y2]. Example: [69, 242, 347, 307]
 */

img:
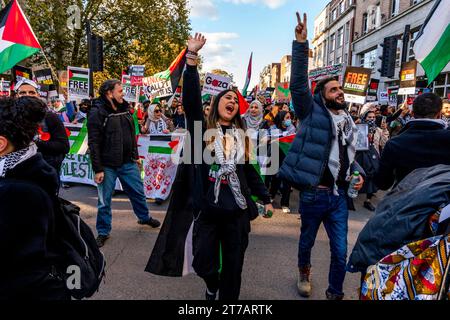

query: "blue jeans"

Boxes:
[298, 188, 348, 296]
[96, 162, 151, 236]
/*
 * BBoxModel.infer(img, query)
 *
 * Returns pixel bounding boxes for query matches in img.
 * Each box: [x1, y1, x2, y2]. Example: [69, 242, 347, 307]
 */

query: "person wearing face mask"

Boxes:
[278, 12, 365, 300]
[146, 33, 273, 301]
[87, 79, 161, 248]
[355, 111, 389, 211]
[72, 99, 91, 124]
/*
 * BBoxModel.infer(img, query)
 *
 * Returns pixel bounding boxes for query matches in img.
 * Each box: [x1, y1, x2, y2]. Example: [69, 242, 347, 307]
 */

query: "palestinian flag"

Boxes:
[237, 90, 249, 115]
[153, 48, 187, 93]
[68, 66, 89, 82]
[0, 0, 41, 74]
[64, 123, 88, 155]
[147, 135, 179, 156]
[277, 134, 295, 155]
[242, 52, 252, 97]
[413, 0, 450, 85]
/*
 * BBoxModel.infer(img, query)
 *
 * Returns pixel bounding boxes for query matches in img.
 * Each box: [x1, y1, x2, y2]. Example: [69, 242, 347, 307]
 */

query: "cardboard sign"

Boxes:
[387, 86, 398, 107]
[342, 66, 372, 104]
[0, 80, 10, 96]
[308, 64, 345, 93]
[129, 65, 145, 86]
[34, 68, 53, 85]
[274, 82, 291, 103]
[201, 73, 232, 96]
[67, 66, 90, 100]
[366, 79, 379, 102]
[398, 60, 417, 95]
[142, 76, 173, 99]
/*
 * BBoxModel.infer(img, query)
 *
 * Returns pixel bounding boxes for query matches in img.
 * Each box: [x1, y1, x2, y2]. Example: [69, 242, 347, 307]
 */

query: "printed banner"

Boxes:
[387, 86, 399, 107]
[12, 65, 32, 84]
[308, 63, 345, 93]
[398, 60, 417, 95]
[0, 80, 10, 96]
[274, 82, 291, 103]
[34, 68, 53, 85]
[142, 76, 173, 99]
[202, 73, 232, 96]
[129, 65, 145, 86]
[67, 66, 90, 100]
[366, 79, 379, 102]
[342, 66, 372, 104]
[122, 75, 139, 102]
[379, 91, 388, 103]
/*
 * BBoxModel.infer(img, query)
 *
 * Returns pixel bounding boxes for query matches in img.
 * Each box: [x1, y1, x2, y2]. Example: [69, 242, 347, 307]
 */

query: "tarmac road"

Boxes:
[60, 184, 381, 300]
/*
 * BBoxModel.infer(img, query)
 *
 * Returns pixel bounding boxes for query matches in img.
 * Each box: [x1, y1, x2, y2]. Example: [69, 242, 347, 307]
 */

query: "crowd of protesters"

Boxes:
[2, 9, 450, 303]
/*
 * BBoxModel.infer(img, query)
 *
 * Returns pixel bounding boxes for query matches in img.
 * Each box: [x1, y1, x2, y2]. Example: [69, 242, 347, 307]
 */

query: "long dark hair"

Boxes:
[205, 89, 251, 161]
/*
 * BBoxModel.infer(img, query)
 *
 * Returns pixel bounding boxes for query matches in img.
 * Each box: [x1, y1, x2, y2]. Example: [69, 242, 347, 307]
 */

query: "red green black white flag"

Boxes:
[0, 0, 41, 74]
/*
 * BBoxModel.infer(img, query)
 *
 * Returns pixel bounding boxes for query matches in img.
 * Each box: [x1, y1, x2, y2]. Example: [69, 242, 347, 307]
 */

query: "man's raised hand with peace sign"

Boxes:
[295, 12, 307, 43]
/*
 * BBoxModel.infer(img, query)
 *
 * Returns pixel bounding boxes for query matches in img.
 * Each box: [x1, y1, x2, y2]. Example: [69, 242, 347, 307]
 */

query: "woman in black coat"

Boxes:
[0, 97, 70, 300]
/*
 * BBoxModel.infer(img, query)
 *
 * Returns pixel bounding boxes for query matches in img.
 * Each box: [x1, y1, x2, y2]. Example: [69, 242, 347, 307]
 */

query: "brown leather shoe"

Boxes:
[297, 266, 312, 297]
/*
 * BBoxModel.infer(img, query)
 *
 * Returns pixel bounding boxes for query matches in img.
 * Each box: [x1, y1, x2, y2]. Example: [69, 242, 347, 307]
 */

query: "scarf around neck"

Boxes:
[0, 143, 37, 177]
[213, 123, 247, 210]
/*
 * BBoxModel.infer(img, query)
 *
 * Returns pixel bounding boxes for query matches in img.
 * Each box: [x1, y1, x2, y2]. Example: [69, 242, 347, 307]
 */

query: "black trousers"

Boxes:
[192, 209, 250, 300]
[269, 175, 292, 207]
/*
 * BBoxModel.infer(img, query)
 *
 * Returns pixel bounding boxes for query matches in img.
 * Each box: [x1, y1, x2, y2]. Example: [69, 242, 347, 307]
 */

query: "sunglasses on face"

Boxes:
[18, 91, 38, 96]
[154, 109, 161, 113]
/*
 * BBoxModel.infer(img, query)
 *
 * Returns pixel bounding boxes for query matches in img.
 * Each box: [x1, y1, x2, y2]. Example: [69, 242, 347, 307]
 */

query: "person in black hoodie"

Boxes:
[0, 97, 70, 300]
[87, 79, 160, 247]
[15, 79, 70, 177]
[181, 33, 274, 300]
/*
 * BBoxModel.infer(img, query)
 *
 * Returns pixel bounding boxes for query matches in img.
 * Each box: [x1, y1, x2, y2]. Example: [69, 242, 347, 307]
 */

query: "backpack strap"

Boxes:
[102, 111, 131, 128]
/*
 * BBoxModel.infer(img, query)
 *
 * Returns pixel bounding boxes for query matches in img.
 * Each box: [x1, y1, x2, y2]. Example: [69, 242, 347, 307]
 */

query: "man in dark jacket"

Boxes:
[278, 12, 364, 300]
[87, 79, 160, 247]
[375, 93, 450, 190]
[15, 79, 70, 177]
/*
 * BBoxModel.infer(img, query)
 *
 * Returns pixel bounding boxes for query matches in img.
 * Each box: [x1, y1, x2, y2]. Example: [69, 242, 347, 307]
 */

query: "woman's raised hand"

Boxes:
[187, 33, 207, 53]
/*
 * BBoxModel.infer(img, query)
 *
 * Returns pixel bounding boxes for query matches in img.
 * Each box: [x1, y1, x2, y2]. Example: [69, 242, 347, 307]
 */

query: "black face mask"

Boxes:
[79, 106, 88, 113]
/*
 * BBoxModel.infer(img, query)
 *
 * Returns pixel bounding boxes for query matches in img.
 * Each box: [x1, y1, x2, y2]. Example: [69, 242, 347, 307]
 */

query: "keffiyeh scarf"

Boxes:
[0, 143, 37, 177]
[213, 123, 247, 210]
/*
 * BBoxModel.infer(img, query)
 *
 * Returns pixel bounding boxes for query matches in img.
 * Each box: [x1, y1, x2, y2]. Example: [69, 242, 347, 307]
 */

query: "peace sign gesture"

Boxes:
[295, 12, 307, 43]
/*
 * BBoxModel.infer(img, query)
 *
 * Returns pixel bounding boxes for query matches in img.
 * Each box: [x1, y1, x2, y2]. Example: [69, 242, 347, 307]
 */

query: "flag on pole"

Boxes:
[0, 0, 41, 74]
[237, 90, 249, 115]
[153, 48, 187, 92]
[65, 123, 88, 155]
[413, 0, 450, 85]
[242, 52, 252, 97]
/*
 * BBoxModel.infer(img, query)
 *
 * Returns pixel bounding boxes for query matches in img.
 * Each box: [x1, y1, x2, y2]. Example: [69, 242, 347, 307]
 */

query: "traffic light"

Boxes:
[378, 36, 397, 78]
[89, 34, 103, 72]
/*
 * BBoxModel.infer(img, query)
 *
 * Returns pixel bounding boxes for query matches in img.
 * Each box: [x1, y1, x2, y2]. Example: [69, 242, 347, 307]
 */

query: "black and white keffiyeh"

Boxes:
[213, 123, 247, 210]
[0, 143, 37, 177]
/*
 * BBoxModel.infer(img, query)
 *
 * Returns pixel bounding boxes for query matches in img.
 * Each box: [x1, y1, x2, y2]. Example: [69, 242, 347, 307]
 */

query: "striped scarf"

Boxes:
[0, 143, 37, 177]
[213, 123, 247, 210]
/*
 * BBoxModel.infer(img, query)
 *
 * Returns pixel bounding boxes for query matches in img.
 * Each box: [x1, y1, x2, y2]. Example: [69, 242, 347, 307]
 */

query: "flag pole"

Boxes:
[38, 49, 59, 84]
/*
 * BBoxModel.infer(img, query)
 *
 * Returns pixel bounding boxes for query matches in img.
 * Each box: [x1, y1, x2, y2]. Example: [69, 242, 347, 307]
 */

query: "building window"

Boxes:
[348, 0, 353, 5]
[392, 0, 399, 17]
[363, 13, 368, 34]
[337, 27, 344, 48]
[332, 9, 337, 21]
[359, 55, 365, 67]
[362, 48, 377, 69]
[408, 31, 418, 61]
[339, 2, 344, 14]
[345, 22, 350, 44]
[344, 53, 348, 64]
[330, 33, 336, 52]
[395, 46, 401, 68]
[433, 73, 449, 98]
[412, 0, 423, 5]
[336, 56, 342, 64]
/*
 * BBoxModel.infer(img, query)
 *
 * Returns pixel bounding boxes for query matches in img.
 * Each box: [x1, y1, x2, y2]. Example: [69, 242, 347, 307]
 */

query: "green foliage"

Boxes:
[21, 0, 191, 83]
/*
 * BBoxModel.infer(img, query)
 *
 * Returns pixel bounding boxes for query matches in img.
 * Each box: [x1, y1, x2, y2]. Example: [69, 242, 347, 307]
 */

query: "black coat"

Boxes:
[0, 153, 67, 298]
[35, 111, 70, 172]
[87, 97, 138, 173]
[375, 120, 450, 190]
[347, 164, 450, 273]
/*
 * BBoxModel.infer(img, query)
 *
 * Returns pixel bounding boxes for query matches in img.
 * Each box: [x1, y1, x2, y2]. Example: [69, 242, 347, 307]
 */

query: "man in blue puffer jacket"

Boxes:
[278, 12, 364, 300]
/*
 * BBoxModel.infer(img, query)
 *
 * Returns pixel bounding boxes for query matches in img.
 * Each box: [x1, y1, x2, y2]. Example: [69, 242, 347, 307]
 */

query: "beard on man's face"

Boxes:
[324, 94, 347, 110]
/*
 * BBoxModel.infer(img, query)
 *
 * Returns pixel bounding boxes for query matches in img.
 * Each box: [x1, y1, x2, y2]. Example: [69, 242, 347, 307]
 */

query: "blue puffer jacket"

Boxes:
[279, 41, 362, 190]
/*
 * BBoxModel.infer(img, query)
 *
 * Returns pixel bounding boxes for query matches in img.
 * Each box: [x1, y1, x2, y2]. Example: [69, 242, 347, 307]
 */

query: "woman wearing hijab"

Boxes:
[243, 100, 264, 130]
[143, 103, 171, 134]
[355, 110, 389, 211]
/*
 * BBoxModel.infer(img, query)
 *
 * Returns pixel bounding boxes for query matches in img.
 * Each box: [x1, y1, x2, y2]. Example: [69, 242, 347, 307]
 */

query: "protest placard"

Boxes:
[379, 91, 388, 104]
[274, 82, 291, 103]
[129, 65, 145, 86]
[0, 80, 10, 96]
[67, 66, 90, 100]
[308, 63, 345, 93]
[122, 75, 139, 102]
[366, 79, 379, 102]
[142, 76, 173, 99]
[355, 124, 369, 151]
[398, 60, 417, 95]
[34, 68, 53, 85]
[201, 73, 232, 96]
[342, 66, 372, 104]
[12, 65, 32, 84]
